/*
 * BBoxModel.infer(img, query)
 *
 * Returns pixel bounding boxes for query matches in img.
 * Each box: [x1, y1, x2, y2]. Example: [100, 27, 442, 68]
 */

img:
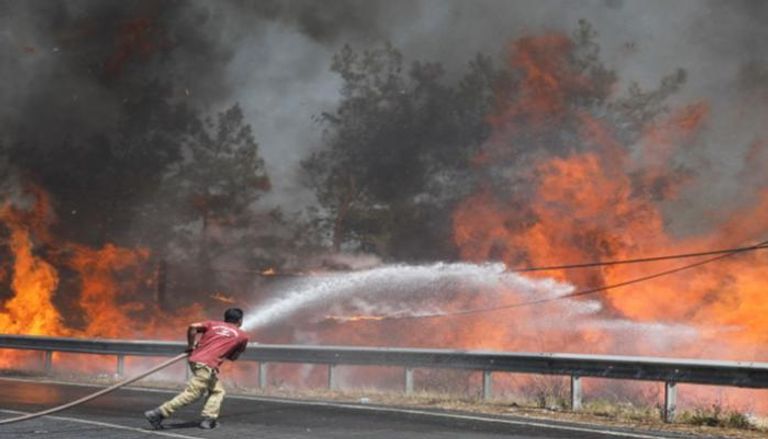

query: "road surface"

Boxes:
[0, 378, 701, 439]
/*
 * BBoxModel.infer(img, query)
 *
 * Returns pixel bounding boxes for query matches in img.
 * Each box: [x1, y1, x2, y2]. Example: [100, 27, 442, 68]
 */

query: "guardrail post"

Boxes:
[43, 350, 53, 374]
[405, 367, 414, 395]
[116, 354, 125, 377]
[328, 364, 338, 390]
[482, 371, 493, 400]
[570, 375, 582, 411]
[664, 381, 677, 422]
[259, 362, 268, 389]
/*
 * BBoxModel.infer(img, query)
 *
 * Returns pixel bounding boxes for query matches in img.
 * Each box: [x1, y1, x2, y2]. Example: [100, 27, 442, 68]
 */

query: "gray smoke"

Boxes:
[217, 0, 768, 223]
[2, 0, 767, 228]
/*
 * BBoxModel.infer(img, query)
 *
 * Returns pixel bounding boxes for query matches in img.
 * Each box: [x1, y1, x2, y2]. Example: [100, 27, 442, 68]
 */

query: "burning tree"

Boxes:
[302, 20, 768, 364]
[157, 104, 271, 293]
[303, 43, 501, 259]
[454, 20, 689, 272]
[450, 21, 768, 360]
[0, 3, 274, 344]
[304, 21, 687, 263]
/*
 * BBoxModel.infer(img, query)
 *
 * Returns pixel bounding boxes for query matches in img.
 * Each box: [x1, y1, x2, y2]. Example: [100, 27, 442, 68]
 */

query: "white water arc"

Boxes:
[241, 262, 574, 331]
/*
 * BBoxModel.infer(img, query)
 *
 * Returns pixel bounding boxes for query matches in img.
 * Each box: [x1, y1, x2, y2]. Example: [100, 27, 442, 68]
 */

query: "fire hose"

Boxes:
[0, 352, 189, 425]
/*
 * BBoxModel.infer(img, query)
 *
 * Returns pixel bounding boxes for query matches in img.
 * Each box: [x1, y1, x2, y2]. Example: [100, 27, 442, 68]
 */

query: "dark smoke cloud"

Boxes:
[0, 0, 242, 245]
[202, 0, 768, 221]
[226, 0, 768, 236]
[0, 0, 231, 176]
[0, 0, 415, 212]
[226, 0, 402, 43]
[2, 0, 768, 233]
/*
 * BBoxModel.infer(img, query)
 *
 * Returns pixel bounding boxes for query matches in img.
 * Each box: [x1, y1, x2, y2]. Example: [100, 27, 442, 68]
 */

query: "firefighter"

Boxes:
[144, 307, 249, 430]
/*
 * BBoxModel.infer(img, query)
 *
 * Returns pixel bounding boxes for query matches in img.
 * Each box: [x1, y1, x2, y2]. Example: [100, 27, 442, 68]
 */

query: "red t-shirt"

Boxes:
[189, 320, 249, 369]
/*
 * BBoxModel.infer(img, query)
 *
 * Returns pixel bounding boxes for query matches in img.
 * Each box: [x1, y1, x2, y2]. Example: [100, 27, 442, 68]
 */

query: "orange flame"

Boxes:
[0, 218, 66, 336]
[452, 32, 768, 359]
[0, 186, 204, 370]
[69, 243, 150, 338]
[0, 189, 67, 337]
[312, 32, 768, 411]
[323, 315, 386, 323]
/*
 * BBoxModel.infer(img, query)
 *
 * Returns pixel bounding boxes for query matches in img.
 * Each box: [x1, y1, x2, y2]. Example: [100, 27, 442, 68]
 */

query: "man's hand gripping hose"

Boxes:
[0, 352, 189, 425]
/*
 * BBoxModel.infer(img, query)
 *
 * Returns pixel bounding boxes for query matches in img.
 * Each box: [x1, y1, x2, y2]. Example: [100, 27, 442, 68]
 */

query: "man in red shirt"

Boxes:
[145, 308, 249, 430]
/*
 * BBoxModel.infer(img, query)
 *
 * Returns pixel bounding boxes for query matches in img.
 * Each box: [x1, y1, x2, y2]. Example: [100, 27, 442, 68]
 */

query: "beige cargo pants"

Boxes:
[159, 362, 226, 419]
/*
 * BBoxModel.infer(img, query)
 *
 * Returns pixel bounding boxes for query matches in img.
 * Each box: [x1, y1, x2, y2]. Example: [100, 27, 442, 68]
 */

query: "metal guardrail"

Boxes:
[2, 334, 768, 422]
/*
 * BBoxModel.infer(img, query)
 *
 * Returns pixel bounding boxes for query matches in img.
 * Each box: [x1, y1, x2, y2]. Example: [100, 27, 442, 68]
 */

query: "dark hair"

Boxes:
[224, 308, 244, 323]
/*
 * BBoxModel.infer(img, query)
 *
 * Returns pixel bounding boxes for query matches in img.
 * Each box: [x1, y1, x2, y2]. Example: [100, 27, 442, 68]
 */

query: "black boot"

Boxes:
[144, 408, 165, 430]
[199, 417, 218, 429]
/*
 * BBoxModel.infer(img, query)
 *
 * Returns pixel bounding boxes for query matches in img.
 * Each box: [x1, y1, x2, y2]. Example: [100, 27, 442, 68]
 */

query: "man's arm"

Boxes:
[186, 322, 206, 352]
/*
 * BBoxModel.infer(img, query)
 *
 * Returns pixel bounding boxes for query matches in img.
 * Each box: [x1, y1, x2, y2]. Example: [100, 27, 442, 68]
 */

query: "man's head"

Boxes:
[224, 308, 244, 326]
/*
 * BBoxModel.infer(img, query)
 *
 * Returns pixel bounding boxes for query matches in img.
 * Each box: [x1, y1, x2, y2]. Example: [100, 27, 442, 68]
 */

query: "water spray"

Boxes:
[242, 262, 574, 331]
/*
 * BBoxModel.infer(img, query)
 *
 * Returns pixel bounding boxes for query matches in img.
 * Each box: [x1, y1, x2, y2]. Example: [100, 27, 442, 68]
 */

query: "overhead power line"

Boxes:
[207, 242, 768, 277]
[510, 242, 768, 272]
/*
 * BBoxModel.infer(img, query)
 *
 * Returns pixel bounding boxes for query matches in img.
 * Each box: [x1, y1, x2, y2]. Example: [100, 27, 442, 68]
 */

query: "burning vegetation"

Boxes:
[0, 186, 203, 370]
[452, 29, 768, 357]
[2, 0, 768, 414]
[302, 21, 768, 363]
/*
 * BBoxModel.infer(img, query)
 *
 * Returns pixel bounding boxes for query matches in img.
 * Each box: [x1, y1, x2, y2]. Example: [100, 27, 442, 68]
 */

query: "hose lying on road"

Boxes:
[0, 352, 188, 425]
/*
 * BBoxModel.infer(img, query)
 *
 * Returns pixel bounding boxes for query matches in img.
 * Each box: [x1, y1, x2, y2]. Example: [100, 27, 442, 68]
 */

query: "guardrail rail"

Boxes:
[2, 334, 768, 422]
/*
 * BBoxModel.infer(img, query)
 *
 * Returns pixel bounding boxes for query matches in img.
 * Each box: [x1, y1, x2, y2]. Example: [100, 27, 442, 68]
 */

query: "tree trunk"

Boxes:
[331, 177, 355, 252]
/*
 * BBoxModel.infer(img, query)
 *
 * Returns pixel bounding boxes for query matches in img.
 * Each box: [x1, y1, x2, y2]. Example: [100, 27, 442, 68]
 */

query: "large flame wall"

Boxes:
[0, 187, 202, 370]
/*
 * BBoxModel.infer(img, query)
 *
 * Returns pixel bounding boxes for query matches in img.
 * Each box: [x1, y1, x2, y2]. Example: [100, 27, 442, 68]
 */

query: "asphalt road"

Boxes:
[0, 378, 698, 439]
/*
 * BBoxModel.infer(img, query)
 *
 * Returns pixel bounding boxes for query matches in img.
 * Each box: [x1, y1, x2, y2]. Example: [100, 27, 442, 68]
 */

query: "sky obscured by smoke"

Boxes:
[2, 0, 767, 224]
[213, 0, 768, 224]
